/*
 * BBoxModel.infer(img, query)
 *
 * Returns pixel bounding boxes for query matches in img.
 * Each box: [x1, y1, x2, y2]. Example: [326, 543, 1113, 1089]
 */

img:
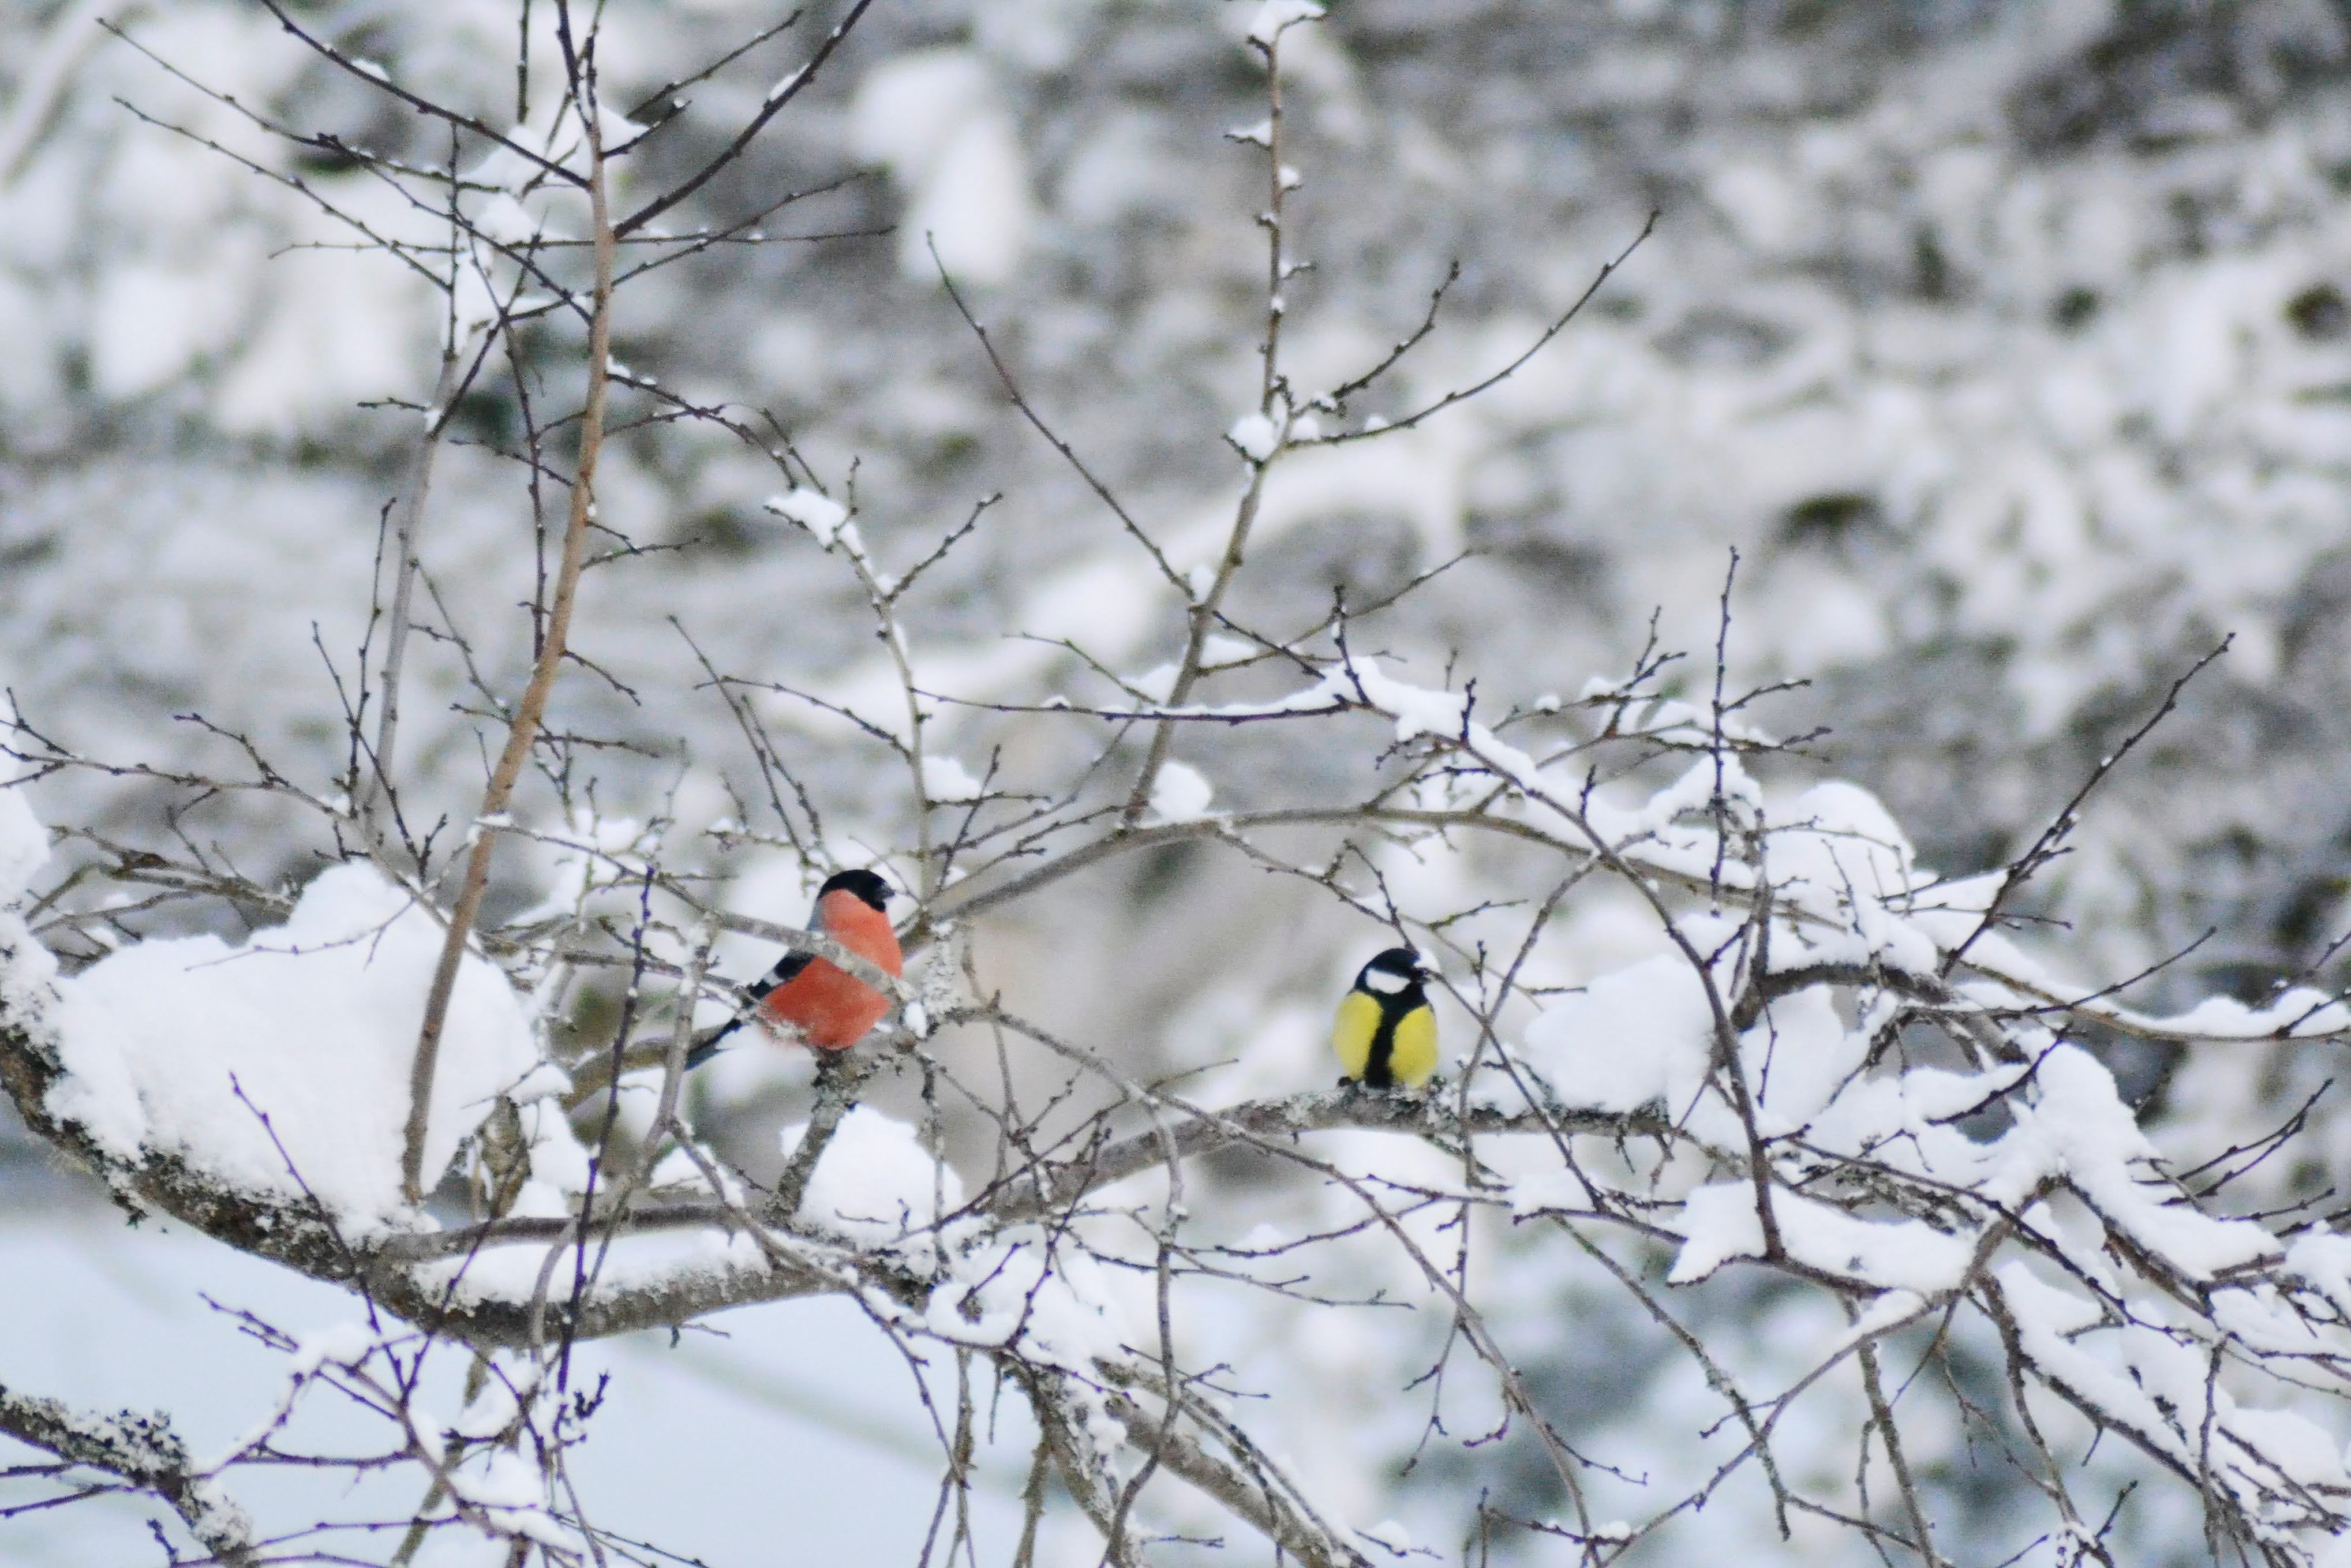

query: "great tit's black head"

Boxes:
[819, 868, 894, 912]
[1357, 946, 1429, 997]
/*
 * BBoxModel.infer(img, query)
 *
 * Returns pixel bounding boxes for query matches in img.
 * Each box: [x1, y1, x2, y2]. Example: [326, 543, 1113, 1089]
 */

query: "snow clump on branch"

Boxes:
[10, 787, 541, 1233]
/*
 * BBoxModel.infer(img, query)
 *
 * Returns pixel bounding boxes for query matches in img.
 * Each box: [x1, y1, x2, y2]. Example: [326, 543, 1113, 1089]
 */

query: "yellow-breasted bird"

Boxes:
[1332, 948, 1439, 1090]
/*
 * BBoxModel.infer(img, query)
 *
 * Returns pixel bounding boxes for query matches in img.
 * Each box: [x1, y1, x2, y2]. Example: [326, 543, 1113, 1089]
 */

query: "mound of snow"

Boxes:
[48, 861, 538, 1233]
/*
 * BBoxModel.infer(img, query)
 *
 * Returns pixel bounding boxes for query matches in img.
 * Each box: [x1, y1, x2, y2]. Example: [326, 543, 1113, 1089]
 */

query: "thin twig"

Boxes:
[402, 83, 619, 1206]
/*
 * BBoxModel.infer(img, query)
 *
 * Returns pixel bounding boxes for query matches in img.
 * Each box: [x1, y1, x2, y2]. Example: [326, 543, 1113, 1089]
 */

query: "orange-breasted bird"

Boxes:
[688, 869, 902, 1066]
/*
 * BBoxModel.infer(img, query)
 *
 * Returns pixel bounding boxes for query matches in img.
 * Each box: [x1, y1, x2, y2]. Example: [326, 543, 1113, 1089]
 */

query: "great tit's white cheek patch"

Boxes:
[1364, 969, 1409, 994]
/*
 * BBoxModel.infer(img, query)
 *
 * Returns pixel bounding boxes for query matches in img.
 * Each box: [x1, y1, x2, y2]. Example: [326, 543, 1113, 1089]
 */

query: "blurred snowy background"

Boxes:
[9, 0, 2351, 1561]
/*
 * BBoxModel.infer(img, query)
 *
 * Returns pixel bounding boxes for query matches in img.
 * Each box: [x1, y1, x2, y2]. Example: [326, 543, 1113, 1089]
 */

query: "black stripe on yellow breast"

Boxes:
[1365, 1002, 1403, 1088]
[1331, 987, 1437, 1089]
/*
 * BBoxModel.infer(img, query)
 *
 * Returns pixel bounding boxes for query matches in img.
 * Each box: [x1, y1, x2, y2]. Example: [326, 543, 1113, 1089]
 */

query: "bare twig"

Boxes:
[402, 76, 619, 1206]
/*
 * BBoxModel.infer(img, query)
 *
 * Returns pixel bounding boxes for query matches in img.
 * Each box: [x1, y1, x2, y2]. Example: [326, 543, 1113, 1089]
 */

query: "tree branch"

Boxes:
[401, 85, 619, 1205]
[0, 1380, 258, 1567]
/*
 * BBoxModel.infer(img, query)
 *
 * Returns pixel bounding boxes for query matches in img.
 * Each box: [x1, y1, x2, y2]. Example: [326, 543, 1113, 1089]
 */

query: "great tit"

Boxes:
[1331, 947, 1437, 1090]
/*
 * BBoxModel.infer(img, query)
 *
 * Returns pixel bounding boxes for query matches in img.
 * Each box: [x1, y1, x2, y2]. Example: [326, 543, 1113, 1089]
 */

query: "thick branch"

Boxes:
[767, 1049, 877, 1220]
[0, 1380, 257, 1566]
[987, 1086, 1665, 1223]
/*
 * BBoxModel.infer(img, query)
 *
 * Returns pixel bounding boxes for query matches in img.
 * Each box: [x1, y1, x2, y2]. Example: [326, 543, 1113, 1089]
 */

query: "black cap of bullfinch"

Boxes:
[819, 867, 893, 914]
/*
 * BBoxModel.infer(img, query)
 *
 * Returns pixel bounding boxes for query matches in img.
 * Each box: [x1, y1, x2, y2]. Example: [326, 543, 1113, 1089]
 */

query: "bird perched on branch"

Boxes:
[1332, 947, 1438, 1090]
[688, 869, 902, 1066]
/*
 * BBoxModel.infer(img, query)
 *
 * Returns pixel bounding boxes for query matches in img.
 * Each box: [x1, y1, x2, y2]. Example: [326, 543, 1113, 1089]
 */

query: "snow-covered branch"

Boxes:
[0, 1380, 256, 1565]
[14, 1, 2351, 1562]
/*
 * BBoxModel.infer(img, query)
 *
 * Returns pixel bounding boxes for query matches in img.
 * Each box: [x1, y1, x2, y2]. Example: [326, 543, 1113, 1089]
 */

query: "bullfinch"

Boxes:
[689, 869, 903, 1066]
[1331, 948, 1437, 1090]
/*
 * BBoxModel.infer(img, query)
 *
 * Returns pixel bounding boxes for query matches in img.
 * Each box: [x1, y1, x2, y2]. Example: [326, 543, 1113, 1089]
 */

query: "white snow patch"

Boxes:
[1507, 1167, 1588, 1217]
[2287, 1229, 2351, 1326]
[1129, 662, 1180, 702]
[418, 1222, 770, 1313]
[0, 689, 46, 903]
[1515, 955, 1713, 1113]
[1247, 0, 1326, 46]
[921, 754, 987, 802]
[920, 1223, 1132, 1382]
[47, 861, 539, 1233]
[767, 487, 851, 545]
[1669, 1182, 1976, 1293]
[786, 1107, 965, 1260]
[0, 788, 43, 908]
[2000, 1046, 2279, 1278]
[1742, 984, 1867, 1133]
[507, 1061, 572, 1105]
[1201, 634, 1258, 665]
[1148, 761, 1216, 822]
[1228, 410, 1281, 461]
[288, 1321, 379, 1377]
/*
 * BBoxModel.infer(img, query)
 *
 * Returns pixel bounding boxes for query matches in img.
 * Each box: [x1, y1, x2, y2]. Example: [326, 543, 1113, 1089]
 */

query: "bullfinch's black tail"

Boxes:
[684, 949, 814, 1071]
[682, 1023, 735, 1072]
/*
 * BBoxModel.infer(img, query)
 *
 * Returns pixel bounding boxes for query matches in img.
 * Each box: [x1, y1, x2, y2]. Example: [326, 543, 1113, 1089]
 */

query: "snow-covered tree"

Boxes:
[10, 2, 2351, 1565]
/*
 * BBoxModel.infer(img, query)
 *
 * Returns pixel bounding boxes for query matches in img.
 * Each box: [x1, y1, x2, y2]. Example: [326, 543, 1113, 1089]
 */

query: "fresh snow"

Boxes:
[0, 785, 42, 910]
[1147, 760, 1216, 822]
[786, 1107, 965, 1261]
[920, 753, 987, 803]
[46, 861, 539, 1233]
[1246, 0, 1324, 46]
[1668, 1182, 1975, 1293]
[0, 691, 46, 904]
[849, 49, 1035, 285]
[766, 487, 851, 546]
[1227, 410, 1280, 461]
[1513, 953, 1713, 1114]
